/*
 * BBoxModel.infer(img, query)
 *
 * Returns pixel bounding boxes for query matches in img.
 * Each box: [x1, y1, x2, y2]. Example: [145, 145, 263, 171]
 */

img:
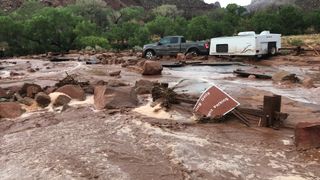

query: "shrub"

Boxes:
[77, 36, 110, 49]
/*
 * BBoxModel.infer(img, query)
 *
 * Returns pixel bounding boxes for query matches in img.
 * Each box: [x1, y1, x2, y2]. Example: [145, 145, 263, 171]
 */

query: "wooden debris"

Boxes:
[234, 69, 272, 79]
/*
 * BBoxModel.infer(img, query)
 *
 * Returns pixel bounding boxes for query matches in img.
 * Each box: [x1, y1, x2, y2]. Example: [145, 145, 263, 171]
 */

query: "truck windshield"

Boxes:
[160, 37, 170, 45]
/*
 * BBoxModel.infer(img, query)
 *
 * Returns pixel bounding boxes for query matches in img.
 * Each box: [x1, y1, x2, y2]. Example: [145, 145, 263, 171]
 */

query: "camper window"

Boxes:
[216, 44, 228, 53]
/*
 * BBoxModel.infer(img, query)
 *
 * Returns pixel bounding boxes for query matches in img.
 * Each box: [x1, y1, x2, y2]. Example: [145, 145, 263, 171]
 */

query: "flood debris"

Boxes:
[192, 85, 251, 126]
[234, 69, 272, 79]
[272, 70, 300, 83]
[55, 73, 89, 88]
[237, 95, 289, 129]
[295, 122, 320, 150]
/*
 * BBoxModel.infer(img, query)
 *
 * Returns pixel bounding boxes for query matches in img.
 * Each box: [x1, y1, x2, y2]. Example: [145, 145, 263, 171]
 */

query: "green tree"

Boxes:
[117, 6, 145, 23]
[108, 22, 140, 48]
[76, 36, 110, 49]
[187, 16, 212, 40]
[66, 0, 113, 28]
[146, 16, 174, 37]
[23, 8, 81, 53]
[305, 10, 320, 32]
[278, 6, 305, 35]
[128, 27, 150, 47]
[251, 11, 282, 33]
[0, 16, 24, 55]
[151, 5, 183, 19]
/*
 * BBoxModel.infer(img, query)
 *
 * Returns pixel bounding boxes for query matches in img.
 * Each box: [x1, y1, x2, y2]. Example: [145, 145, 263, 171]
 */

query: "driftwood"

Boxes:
[55, 73, 89, 88]
[233, 69, 272, 79]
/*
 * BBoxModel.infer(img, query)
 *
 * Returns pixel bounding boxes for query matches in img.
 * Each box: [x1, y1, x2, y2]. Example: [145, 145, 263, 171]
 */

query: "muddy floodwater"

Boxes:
[1, 56, 320, 180]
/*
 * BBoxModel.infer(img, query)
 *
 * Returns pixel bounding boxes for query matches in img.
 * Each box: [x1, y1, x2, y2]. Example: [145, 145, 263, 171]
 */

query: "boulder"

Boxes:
[134, 79, 155, 94]
[14, 93, 34, 106]
[94, 85, 138, 110]
[35, 92, 51, 108]
[302, 77, 315, 88]
[142, 61, 163, 76]
[108, 80, 128, 87]
[44, 86, 57, 94]
[295, 122, 320, 150]
[53, 93, 72, 107]
[0, 102, 24, 118]
[55, 85, 85, 101]
[272, 71, 299, 83]
[109, 70, 121, 77]
[19, 83, 43, 98]
[82, 85, 94, 94]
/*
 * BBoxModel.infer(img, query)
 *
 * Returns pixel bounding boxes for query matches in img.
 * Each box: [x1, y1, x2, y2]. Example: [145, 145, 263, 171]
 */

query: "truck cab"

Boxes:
[143, 36, 209, 59]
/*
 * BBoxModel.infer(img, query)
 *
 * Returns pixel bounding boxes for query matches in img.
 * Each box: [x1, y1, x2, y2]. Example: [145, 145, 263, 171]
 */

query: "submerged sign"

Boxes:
[193, 85, 240, 118]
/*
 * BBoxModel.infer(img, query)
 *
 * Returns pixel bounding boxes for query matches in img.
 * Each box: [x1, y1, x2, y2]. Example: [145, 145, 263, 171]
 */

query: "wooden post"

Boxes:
[263, 95, 282, 127]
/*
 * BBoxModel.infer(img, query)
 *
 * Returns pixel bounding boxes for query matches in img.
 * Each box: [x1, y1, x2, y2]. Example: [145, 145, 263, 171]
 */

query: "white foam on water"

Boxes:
[272, 175, 310, 180]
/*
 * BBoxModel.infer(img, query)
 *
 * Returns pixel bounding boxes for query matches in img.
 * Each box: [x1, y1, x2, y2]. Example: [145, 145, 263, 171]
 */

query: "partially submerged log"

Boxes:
[234, 69, 272, 79]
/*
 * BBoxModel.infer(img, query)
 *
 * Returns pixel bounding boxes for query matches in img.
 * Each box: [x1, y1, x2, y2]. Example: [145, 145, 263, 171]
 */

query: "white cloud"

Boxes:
[204, 0, 251, 7]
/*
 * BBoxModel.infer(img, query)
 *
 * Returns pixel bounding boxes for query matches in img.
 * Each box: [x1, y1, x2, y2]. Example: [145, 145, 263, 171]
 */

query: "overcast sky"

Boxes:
[204, 0, 251, 7]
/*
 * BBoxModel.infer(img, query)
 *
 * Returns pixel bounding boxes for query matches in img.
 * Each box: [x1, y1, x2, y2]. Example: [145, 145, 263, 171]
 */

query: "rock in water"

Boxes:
[142, 61, 163, 75]
[94, 85, 138, 110]
[55, 85, 86, 101]
[302, 76, 315, 88]
[0, 102, 24, 118]
[35, 92, 51, 108]
[53, 94, 72, 107]
[272, 71, 299, 83]
[134, 79, 155, 94]
[19, 83, 42, 98]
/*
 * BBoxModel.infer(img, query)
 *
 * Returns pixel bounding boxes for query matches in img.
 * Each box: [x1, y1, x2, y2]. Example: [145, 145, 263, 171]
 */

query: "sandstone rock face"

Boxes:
[0, 102, 24, 118]
[142, 61, 163, 76]
[94, 85, 138, 110]
[295, 122, 320, 150]
[19, 83, 43, 98]
[35, 92, 51, 108]
[55, 85, 85, 101]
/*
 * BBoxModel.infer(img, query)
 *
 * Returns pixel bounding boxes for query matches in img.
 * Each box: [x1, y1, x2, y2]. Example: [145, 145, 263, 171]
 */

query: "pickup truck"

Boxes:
[143, 36, 209, 59]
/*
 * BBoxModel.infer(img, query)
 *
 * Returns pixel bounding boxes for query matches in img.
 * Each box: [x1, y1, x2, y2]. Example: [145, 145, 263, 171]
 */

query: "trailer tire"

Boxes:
[270, 47, 277, 56]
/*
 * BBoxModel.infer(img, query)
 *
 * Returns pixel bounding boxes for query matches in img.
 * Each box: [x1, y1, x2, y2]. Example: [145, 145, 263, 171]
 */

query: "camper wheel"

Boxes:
[270, 47, 277, 55]
[268, 42, 277, 56]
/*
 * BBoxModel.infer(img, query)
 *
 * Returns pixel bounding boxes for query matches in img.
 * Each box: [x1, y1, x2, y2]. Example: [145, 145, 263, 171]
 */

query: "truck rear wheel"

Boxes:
[187, 48, 199, 56]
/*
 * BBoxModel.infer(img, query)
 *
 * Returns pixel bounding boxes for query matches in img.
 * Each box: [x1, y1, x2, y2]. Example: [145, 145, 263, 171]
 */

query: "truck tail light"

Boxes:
[204, 42, 209, 49]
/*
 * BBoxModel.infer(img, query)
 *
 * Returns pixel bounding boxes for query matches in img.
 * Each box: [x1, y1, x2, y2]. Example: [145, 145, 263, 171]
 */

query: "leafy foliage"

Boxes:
[0, 2, 320, 56]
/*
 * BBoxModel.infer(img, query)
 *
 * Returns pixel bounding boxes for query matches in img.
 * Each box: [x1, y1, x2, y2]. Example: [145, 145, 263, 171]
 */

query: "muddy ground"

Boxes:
[0, 53, 320, 180]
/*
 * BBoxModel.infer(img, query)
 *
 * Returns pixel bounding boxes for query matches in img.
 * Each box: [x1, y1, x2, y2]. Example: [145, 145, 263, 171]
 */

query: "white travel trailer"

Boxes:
[209, 31, 281, 56]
